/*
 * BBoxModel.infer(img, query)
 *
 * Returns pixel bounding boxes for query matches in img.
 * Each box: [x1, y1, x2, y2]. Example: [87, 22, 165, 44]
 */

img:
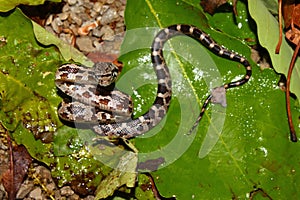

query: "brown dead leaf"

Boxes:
[200, 0, 228, 15]
[293, 4, 300, 28]
[276, 1, 300, 52]
[286, 28, 300, 45]
[2, 144, 33, 200]
[284, 1, 300, 46]
[20, 2, 64, 26]
[283, 0, 300, 29]
[283, 0, 295, 28]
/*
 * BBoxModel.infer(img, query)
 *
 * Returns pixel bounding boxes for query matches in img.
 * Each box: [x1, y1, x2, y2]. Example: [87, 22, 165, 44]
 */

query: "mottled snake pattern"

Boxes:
[55, 24, 252, 138]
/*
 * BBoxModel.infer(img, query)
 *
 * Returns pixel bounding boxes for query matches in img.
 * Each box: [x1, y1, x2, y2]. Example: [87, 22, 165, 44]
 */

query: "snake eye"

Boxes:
[93, 62, 119, 86]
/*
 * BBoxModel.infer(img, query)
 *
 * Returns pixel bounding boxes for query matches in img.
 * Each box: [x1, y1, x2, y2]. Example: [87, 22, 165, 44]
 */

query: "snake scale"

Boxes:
[55, 24, 252, 138]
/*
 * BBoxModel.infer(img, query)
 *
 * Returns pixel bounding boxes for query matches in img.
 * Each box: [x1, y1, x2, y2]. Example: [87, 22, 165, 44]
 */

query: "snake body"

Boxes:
[55, 63, 133, 124]
[56, 24, 252, 138]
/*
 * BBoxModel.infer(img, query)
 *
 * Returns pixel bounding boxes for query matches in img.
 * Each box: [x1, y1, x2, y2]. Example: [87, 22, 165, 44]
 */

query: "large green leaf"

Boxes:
[0, 9, 62, 140]
[0, 9, 141, 198]
[2, 1, 300, 199]
[248, 0, 300, 106]
[120, 0, 300, 199]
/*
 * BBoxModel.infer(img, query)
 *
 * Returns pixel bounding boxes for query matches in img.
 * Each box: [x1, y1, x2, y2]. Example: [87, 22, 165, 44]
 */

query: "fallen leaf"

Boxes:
[2, 144, 33, 199]
[282, 0, 300, 29]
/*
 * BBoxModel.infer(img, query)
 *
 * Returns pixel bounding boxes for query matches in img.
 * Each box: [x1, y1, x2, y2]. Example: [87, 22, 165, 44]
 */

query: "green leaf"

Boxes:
[0, 9, 142, 197]
[206, 0, 256, 44]
[32, 21, 93, 67]
[2, 1, 299, 199]
[0, 0, 61, 12]
[122, 0, 300, 199]
[95, 151, 138, 199]
[0, 9, 61, 141]
[248, 0, 300, 105]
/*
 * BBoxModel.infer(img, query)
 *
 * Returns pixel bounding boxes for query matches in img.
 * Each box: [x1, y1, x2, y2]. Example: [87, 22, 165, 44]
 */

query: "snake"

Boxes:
[55, 24, 252, 138]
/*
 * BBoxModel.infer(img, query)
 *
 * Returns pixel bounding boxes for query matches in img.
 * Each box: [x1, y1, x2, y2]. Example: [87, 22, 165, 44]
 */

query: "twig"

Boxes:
[286, 40, 300, 142]
[275, 0, 282, 54]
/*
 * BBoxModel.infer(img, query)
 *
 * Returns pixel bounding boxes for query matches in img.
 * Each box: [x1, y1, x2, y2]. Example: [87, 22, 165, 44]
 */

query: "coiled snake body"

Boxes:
[55, 24, 252, 138]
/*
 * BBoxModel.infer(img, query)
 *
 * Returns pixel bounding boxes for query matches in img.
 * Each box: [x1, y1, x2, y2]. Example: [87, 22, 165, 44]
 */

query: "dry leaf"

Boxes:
[282, 0, 300, 29]
[2, 145, 33, 199]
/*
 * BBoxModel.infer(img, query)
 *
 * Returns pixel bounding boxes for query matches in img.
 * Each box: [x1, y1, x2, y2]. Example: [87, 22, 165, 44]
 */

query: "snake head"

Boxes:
[93, 62, 119, 87]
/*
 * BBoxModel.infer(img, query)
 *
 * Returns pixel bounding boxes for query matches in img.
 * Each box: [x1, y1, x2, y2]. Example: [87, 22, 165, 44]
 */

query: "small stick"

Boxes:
[286, 40, 300, 142]
[275, 0, 282, 54]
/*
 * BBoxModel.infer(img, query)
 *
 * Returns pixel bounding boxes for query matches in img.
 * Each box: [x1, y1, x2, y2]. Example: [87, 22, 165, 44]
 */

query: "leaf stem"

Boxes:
[286, 40, 300, 142]
[275, 0, 282, 54]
